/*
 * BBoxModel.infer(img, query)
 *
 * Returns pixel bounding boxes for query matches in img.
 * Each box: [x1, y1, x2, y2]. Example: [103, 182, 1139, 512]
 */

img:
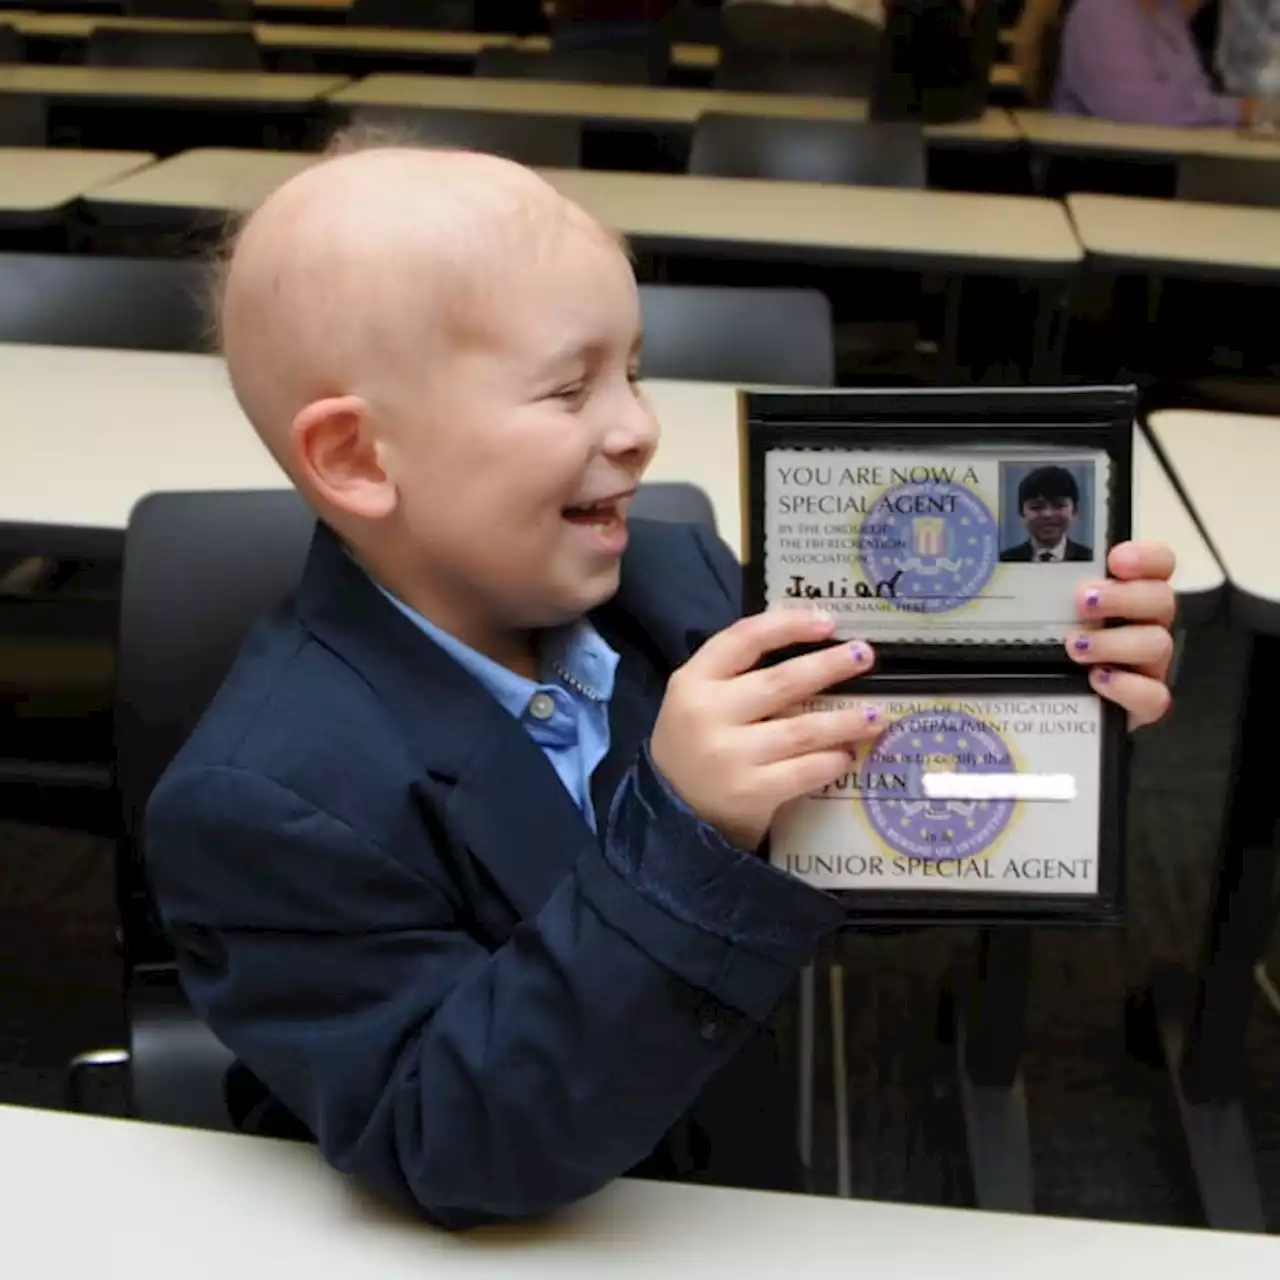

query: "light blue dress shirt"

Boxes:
[375, 584, 620, 831]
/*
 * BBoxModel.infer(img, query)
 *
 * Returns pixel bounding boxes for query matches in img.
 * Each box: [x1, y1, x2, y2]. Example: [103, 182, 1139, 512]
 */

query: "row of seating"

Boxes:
[0, 252, 833, 384]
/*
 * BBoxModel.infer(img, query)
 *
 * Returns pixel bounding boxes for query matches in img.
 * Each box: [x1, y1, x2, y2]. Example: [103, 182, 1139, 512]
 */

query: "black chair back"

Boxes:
[0, 253, 210, 351]
[639, 284, 834, 386]
[722, 1, 881, 58]
[0, 23, 23, 63]
[1178, 155, 1280, 210]
[86, 27, 263, 70]
[871, 0, 1000, 124]
[350, 0, 475, 30]
[345, 105, 582, 167]
[718, 4, 878, 98]
[115, 481, 717, 967]
[0, 94, 44, 144]
[690, 114, 926, 188]
[474, 44, 658, 86]
[116, 490, 316, 965]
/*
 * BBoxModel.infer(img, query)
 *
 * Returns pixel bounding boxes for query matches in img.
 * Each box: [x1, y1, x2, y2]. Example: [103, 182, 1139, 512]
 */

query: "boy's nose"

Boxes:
[604, 392, 660, 465]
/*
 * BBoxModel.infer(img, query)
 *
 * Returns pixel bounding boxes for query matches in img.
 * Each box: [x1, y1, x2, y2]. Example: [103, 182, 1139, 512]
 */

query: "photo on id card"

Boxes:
[740, 387, 1134, 921]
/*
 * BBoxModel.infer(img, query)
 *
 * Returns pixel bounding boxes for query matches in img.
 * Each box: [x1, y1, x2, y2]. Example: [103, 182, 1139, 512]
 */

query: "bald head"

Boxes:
[218, 146, 618, 470]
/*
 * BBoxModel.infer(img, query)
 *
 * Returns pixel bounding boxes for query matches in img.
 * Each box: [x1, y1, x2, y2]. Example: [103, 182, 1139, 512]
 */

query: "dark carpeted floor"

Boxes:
[1, 614, 1277, 1227]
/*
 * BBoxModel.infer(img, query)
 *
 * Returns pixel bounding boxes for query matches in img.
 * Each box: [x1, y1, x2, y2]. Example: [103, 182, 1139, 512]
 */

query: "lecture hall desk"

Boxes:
[82, 147, 1077, 377]
[0, 345, 1223, 626]
[3, 1103, 1280, 1280]
[0, 145, 151, 230]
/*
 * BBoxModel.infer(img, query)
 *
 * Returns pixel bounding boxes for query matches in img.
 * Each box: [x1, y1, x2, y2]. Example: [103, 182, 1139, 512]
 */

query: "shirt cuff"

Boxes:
[600, 743, 846, 974]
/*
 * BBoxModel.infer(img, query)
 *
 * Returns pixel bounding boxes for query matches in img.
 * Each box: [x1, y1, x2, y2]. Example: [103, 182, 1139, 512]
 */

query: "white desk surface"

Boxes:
[84, 146, 316, 211]
[1148, 409, 1280, 612]
[85, 149, 1079, 269]
[1067, 193, 1280, 277]
[0, 10, 718, 70]
[1015, 108, 1280, 162]
[0, 9, 244, 36]
[0, 63, 346, 102]
[1, 345, 1220, 606]
[545, 167, 1078, 266]
[0, 146, 153, 213]
[2, 1104, 1277, 1279]
[331, 74, 1019, 144]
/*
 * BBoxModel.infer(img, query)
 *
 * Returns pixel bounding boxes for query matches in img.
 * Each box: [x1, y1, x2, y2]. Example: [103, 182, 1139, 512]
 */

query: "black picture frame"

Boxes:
[742, 385, 1135, 925]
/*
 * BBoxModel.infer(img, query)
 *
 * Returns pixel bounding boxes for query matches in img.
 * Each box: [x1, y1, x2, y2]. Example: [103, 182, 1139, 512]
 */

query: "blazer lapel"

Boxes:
[294, 525, 594, 923]
[293, 519, 740, 926]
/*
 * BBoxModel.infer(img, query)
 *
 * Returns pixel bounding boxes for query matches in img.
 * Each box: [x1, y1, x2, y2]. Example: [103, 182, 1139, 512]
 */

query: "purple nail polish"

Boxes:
[1073, 636, 1091, 653]
[850, 642, 869, 664]
[1084, 589, 1101, 610]
[866, 707, 879, 724]
[1096, 667, 1114, 684]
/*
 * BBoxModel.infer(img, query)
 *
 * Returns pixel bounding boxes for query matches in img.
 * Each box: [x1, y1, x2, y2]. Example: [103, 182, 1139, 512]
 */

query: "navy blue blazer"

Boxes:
[145, 518, 845, 1228]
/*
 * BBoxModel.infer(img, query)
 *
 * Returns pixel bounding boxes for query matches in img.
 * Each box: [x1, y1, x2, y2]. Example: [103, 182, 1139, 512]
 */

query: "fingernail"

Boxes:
[865, 707, 879, 724]
[849, 642, 870, 664]
[1096, 666, 1113, 684]
[1084, 588, 1101, 610]
[1073, 636, 1091, 653]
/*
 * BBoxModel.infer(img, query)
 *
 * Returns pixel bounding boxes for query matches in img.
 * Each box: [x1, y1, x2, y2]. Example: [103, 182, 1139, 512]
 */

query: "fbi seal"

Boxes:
[858, 479, 998, 615]
[860, 707, 1015, 862]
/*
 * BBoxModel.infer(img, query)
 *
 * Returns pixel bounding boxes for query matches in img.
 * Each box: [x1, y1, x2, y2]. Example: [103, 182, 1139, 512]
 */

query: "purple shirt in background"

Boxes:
[1054, 0, 1244, 128]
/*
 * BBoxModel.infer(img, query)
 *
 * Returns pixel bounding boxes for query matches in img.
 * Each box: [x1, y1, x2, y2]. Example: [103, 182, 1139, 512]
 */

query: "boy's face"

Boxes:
[1020, 493, 1076, 548]
[380, 227, 659, 631]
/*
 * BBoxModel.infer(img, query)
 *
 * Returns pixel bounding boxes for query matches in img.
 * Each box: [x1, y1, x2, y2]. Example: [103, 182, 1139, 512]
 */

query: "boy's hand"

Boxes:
[650, 610, 881, 852]
[1067, 540, 1177, 731]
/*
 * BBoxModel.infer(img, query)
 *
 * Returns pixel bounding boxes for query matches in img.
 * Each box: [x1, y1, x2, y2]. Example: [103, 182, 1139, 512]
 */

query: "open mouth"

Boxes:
[562, 498, 623, 530]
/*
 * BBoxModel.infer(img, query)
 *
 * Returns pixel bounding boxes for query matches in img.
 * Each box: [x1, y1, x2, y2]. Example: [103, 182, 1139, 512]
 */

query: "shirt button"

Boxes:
[528, 692, 556, 721]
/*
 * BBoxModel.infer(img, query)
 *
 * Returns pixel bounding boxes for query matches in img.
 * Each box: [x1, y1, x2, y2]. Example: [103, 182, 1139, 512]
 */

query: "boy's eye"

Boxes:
[553, 382, 586, 402]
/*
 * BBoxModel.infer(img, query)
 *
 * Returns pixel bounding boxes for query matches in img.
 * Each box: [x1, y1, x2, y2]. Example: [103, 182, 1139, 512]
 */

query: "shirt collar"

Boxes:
[370, 577, 619, 720]
[1035, 538, 1067, 562]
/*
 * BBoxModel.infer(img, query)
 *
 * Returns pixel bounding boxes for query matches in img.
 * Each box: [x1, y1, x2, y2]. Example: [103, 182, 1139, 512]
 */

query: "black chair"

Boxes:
[1177, 155, 1280, 210]
[0, 253, 209, 352]
[125, 0, 253, 17]
[689, 114, 926, 188]
[0, 94, 45, 145]
[474, 44, 658, 87]
[870, 0, 1000, 124]
[0, 23, 24, 63]
[68, 480, 718, 1130]
[639, 284, 834, 386]
[346, 105, 582, 167]
[349, 0, 474, 30]
[717, 1, 879, 97]
[86, 27, 263, 70]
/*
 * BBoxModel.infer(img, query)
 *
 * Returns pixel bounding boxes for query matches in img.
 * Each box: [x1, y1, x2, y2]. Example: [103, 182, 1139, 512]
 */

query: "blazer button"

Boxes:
[696, 998, 730, 1043]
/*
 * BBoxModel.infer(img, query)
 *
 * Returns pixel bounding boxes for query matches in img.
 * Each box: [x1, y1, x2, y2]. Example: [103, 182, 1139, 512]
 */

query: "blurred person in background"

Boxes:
[1216, 0, 1280, 93]
[1052, 0, 1253, 126]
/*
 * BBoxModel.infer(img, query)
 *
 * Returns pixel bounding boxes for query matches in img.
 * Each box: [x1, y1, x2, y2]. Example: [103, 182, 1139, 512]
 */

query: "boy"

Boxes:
[1000, 464, 1095, 563]
[145, 144, 1177, 1230]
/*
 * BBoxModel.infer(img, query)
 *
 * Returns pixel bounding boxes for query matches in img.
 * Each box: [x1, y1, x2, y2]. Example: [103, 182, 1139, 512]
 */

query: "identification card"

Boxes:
[771, 693, 1104, 910]
[763, 447, 1109, 644]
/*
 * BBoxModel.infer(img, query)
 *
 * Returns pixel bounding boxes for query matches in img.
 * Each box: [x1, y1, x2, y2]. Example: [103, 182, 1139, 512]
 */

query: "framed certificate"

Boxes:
[743, 386, 1134, 923]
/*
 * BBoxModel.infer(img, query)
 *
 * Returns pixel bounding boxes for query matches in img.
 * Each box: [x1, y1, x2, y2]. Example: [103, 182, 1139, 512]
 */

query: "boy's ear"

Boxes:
[290, 394, 397, 522]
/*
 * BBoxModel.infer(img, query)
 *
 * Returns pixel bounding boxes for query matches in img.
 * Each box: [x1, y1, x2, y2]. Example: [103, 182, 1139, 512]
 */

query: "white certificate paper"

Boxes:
[770, 694, 1103, 897]
[763, 448, 1109, 644]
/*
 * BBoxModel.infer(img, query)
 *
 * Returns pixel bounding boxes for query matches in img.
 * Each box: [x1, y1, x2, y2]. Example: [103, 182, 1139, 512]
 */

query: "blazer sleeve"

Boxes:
[146, 748, 843, 1230]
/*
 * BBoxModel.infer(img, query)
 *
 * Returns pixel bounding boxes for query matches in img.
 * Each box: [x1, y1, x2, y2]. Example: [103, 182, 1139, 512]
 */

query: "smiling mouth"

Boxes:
[562, 497, 626, 529]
